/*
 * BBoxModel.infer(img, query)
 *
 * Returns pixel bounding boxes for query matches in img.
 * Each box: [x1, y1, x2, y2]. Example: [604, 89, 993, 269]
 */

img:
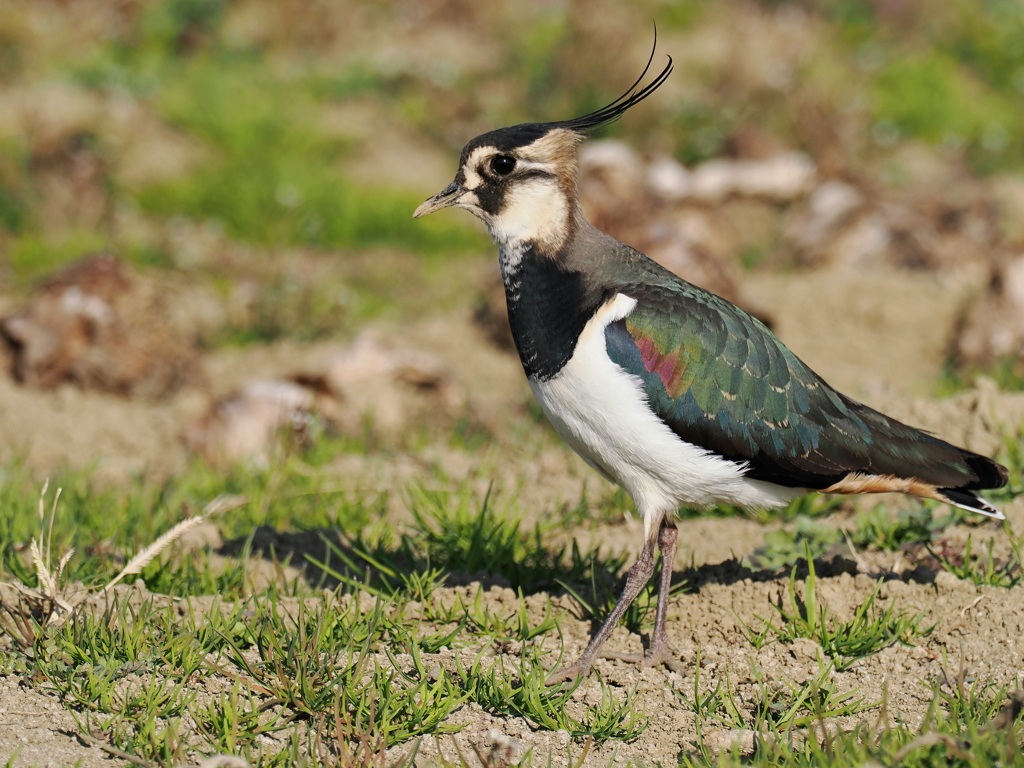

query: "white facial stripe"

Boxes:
[462, 146, 492, 190]
[463, 167, 483, 190]
[464, 146, 491, 167]
[515, 159, 558, 176]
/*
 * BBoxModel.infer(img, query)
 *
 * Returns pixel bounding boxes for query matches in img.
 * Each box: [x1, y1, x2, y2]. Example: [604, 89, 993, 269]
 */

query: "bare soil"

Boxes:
[2, 264, 1024, 767]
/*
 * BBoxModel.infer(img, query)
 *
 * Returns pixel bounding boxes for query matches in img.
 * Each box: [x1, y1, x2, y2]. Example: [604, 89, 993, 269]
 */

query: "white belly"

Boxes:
[529, 293, 800, 537]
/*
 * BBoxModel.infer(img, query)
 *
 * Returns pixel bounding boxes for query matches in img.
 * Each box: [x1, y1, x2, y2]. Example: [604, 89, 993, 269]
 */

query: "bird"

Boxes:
[413, 47, 1009, 683]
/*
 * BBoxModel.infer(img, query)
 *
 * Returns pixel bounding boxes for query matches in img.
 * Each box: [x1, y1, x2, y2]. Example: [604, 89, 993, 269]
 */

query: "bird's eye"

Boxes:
[490, 155, 516, 175]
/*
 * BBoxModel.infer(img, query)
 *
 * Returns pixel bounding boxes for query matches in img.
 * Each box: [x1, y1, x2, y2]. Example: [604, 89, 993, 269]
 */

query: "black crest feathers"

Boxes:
[553, 35, 673, 135]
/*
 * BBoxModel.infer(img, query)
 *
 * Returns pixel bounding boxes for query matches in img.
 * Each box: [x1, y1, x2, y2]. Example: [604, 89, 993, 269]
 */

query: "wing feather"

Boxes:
[604, 280, 1003, 493]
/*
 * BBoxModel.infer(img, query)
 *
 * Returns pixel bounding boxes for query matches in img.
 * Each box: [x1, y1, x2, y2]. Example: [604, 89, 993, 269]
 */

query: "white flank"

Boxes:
[530, 293, 801, 540]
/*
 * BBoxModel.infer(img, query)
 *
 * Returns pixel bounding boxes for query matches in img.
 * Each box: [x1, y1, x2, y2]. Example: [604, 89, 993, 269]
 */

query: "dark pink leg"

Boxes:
[546, 534, 658, 684]
[644, 520, 684, 671]
[547, 519, 683, 683]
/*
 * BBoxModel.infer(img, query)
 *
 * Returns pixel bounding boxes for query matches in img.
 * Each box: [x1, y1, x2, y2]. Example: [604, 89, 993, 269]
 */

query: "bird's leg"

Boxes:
[593, 519, 684, 673]
[642, 519, 684, 671]
[545, 535, 658, 685]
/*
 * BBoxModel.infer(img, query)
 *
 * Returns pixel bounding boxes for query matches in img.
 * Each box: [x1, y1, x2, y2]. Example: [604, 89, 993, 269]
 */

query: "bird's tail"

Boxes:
[932, 449, 1009, 520]
[935, 488, 1005, 520]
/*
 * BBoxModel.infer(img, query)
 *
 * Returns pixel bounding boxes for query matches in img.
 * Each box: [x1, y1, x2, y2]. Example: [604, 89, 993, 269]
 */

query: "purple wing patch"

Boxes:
[630, 324, 691, 399]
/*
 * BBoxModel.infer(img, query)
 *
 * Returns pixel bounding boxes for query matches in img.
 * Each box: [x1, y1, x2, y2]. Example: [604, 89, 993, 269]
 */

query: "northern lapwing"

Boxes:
[413, 49, 1009, 683]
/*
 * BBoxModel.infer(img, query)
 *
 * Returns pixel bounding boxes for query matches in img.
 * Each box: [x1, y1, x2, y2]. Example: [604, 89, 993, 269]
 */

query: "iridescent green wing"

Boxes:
[604, 280, 988, 490]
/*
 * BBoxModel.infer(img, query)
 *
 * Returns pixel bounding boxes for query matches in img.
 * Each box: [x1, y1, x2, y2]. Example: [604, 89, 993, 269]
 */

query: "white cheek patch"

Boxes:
[490, 177, 568, 249]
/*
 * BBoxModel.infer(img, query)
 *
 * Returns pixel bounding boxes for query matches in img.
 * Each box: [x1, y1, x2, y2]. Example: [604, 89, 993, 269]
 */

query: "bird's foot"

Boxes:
[546, 641, 685, 684]
[599, 643, 685, 674]
[544, 661, 592, 686]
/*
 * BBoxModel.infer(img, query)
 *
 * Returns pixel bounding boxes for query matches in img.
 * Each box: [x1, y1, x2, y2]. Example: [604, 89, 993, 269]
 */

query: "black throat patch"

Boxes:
[502, 242, 606, 380]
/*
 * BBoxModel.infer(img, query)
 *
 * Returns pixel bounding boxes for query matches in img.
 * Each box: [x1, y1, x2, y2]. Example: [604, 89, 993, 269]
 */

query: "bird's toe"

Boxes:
[544, 663, 591, 686]
[641, 644, 685, 673]
[597, 645, 685, 673]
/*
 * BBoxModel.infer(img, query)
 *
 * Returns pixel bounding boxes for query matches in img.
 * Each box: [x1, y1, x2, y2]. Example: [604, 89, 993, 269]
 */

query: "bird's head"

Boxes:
[414, 48, 673, 253]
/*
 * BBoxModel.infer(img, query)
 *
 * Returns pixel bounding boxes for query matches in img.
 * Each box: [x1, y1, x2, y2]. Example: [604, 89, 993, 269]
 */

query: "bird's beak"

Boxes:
[413, 181, 466, 218]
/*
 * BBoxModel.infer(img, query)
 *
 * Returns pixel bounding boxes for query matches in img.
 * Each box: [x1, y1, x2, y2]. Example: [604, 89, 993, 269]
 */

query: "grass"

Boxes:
[681, 657, 872, 740]
[741, 546, 933, 671]
[78, 16, 464, 254]
[316, 483, 616, 590]
[456, 642, 648, 741]
[747, 516, 844, 571]
[0, 3, 491, 345]
[69, 17, 483, 258]
[870, 50, 1020, 170]
[0, 438, 1021, 765]
[0, 420, 1014, 766]
[849, 503, 961, 552]
[928, 529, 1024, 588]
[682, 668, 1024, 767]
[221, 598, 471, 745]
[748, 498, 979, 572]
[0, 449, 388, 593]
[3, 0, 1024, 764]
[0, 458, 657, 763]
[825, 0, 1024, 173]
[935, 356, 1024, 398]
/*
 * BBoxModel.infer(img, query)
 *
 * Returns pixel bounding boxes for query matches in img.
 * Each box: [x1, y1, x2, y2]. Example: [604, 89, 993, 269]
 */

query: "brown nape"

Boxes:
[821, 472, 940, 499]
[524, 129, 583, 199]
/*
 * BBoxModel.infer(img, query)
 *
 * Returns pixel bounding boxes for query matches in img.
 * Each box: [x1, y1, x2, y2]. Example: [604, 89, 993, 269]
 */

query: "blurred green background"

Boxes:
[2, 0, 1024, 346]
